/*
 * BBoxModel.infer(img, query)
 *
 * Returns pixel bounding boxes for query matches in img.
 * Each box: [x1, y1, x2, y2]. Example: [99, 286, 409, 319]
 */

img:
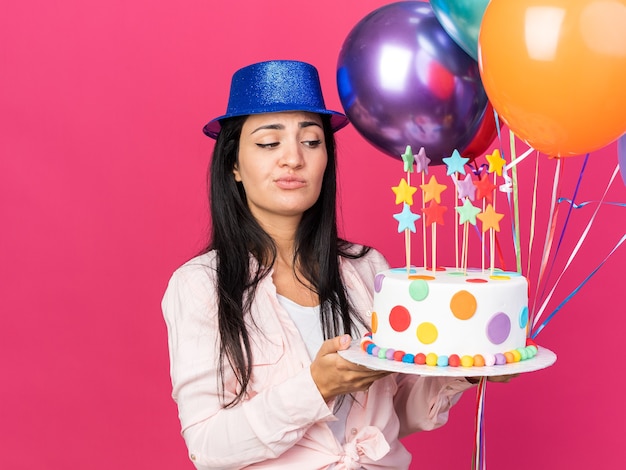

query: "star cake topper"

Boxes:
[392, 178, 418, 205]
[476, 203, 504, 232]
[442, 149, 469, 176]
[422, 200, 447, 227]
[420, 175, 447, 204]
[401, 145, 415, 173]
[393, 203, 421, 233]
[455, 199, 482, 225]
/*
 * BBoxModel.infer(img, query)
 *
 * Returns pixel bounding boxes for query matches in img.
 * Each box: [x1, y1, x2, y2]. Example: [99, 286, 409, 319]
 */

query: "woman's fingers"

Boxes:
[487, 374, 519, 383]
[311, 336, 391, 400]
[314, 334, 351, 359]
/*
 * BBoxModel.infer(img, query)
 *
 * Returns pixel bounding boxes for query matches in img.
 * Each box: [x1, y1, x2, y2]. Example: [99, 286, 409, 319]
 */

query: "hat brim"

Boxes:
[203, 109, 349, 139]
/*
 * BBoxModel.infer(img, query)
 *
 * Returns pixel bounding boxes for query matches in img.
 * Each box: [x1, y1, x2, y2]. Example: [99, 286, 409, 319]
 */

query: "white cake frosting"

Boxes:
[370, 267, 529, 362]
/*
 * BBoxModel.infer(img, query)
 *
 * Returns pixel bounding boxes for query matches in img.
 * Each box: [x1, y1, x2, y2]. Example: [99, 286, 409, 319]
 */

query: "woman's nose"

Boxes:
[279, 141, 304, 168]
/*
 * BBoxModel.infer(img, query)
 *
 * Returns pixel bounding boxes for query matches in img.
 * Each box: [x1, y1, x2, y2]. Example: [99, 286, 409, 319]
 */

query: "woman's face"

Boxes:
[234, 111, 328, 227]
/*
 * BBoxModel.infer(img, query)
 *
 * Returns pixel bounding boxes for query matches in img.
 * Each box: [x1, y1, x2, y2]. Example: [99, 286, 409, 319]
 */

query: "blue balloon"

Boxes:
[430, 0, 490, 60]
[337, 1, 488, 165]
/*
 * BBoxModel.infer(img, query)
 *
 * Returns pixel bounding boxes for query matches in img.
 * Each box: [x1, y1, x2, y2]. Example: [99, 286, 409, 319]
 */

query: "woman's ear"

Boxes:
[233, 164, 242, 182]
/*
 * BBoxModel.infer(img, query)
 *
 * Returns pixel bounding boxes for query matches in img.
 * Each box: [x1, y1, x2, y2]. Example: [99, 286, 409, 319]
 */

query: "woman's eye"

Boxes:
[256, 142, 279, 149]
[303, 139, 322, 148]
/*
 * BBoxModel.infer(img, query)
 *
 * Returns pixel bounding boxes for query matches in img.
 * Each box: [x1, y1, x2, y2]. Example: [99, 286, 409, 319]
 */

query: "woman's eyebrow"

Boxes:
[300, 121, 322, 129]
[251, 121, 322, 134]
[251, 123, 285, 134]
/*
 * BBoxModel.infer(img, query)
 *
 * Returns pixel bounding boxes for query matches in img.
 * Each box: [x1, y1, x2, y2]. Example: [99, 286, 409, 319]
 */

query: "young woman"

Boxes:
[162, 60, 480, 469]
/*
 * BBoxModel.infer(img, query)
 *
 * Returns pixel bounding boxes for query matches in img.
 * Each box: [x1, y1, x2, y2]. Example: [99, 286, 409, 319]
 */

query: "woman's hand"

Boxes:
[487, 374, 519, 383]
[310, 335, 391, 401]
[466, 374, 519, 384]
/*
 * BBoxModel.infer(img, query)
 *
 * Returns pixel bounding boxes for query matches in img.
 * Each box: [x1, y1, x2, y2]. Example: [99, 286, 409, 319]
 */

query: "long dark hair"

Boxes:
[206, 114, 370, 407]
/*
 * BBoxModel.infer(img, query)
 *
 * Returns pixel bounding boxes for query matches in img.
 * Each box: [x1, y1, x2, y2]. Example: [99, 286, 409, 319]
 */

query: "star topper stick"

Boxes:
[455, 175, 478, 272]
[443, 149, 469, 269]
[473, 172, 497, 272]
[420, 175, 447, 273]
[414, 147, 431, 268]
[403, 146, 413, 274]
[485, 149, 506, 273]
[392, 146, 420, 275]
[477, 203, 505, 274]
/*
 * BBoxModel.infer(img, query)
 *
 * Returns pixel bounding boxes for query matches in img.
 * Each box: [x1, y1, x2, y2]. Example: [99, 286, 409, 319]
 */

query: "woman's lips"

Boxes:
[274, 176, 306, 189]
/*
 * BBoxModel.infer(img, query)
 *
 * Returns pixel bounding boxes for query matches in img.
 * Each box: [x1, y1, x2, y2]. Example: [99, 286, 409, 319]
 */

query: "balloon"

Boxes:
[618, 134, 626, 186]
[337, 1, 489, 165]
[430, 0, 490, 60]
[460, 102, 501, 162]
[478, 0, 626, 157]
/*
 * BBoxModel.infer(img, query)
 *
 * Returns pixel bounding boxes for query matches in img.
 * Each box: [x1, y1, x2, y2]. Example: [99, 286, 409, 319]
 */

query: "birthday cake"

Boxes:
[364, 267, 537, 367]
[361, 146, 539, 367]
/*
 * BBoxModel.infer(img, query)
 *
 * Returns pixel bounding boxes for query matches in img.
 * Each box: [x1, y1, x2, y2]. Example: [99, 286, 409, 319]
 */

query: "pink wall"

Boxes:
[1, 1, 624, 469]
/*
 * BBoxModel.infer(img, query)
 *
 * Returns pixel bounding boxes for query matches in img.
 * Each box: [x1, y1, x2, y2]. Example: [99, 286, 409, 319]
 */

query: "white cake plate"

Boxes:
[338, 342, 557, 377]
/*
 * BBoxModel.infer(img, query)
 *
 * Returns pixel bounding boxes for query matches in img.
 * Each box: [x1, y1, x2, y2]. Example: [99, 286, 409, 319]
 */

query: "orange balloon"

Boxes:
[478, 0, 626, 157]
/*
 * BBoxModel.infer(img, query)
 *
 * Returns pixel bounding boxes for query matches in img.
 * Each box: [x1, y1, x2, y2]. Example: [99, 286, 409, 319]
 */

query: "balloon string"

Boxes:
[527, 153, 540, 281]
[490, 112, 503, 276]
[511, 133, 522, 274]
[504, 147, 534, 171]
[491, 172, 497, 274]
[530, 158, 563, 322]
[532, 232, 625, 339]
[538, 153, 589, 304]
[494, 109, 505, 162]
[509, 130, 522, 273]
[472, 378, 487, 470]
[502, 137, 515, 272]
[557, 198, 626, 209]
[532, 164, 620, 330]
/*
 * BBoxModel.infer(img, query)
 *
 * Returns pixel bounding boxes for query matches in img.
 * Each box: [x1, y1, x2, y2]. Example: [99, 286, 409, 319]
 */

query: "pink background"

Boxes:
[1, 1, 624, 469]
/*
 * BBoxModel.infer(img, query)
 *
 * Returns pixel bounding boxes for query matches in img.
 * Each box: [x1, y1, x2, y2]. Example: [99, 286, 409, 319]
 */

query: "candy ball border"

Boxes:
[360, 332, 539, 367]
